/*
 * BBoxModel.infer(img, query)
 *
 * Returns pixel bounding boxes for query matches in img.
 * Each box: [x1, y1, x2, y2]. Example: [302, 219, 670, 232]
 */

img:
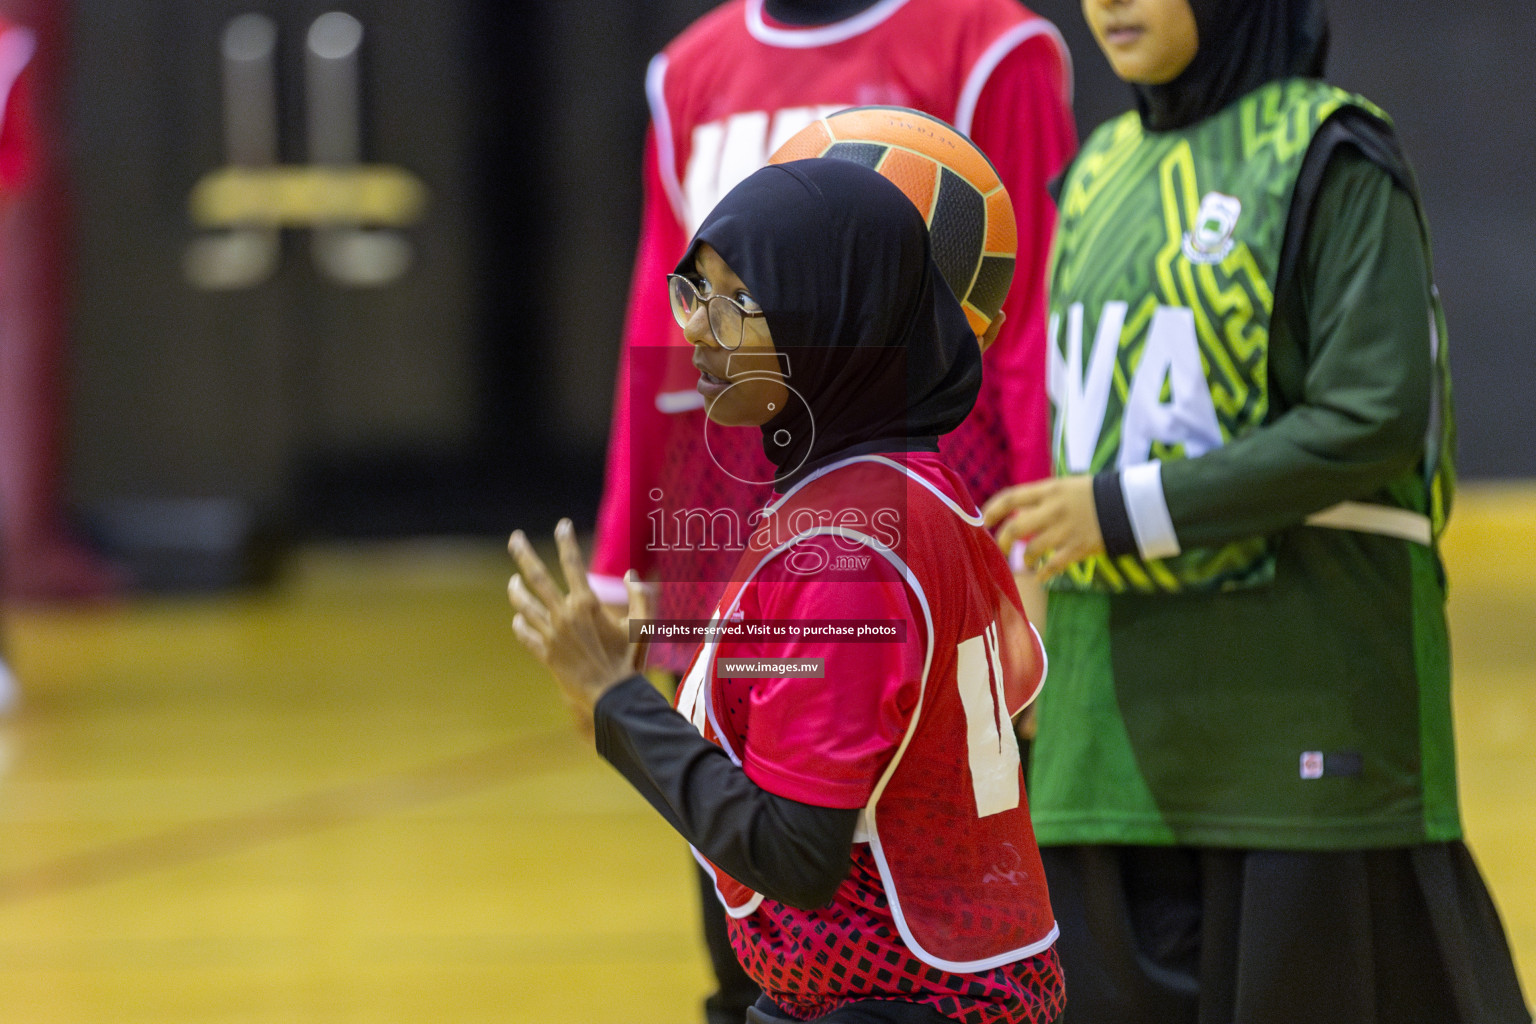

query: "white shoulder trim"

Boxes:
[697, 521, 930, 805]
[0, 26, 36, 141]
[862, 454, 984, 524]
[1121, 461, 1180, 560]
[763, 457, 850, 512]
[764, 453, 983, 526]
[645, 52, 688, 227]
[745, 0, 910, 48]
[656, 389, 706, 414]
[1015, 620, 1047, 714]
[954, 18, 1072, 135]
[690, 847, 766, 917]
[586, 572, 630, 607]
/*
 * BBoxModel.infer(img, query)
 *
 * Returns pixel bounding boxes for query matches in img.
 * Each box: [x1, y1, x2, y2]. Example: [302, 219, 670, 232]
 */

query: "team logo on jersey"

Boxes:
[1181, 192, 1241, 264]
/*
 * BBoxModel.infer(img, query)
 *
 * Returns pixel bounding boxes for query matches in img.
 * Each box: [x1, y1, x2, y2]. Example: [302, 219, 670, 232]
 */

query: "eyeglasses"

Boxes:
[667, 274, 765, 351]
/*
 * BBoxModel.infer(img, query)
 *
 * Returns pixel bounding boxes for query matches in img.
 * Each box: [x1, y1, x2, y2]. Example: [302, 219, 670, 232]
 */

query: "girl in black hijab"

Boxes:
[981, 2, 1530, 1022]
[507, 158, 1064, 1023]
[682, 156, 982, 488]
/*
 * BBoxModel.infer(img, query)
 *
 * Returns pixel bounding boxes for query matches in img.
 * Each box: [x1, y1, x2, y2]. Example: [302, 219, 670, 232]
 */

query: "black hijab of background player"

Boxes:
[1136, 0, 1329, 132]
[679, 158, 981, 489]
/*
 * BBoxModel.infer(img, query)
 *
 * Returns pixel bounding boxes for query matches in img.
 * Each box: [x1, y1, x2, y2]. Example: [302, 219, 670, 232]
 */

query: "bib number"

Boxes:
[955, 623, 1021, 818]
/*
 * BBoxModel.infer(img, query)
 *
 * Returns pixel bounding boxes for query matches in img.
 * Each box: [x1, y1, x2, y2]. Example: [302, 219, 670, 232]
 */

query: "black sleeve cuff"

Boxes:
[593, 673, 662, 739]
[1092, 470, 1138, 558]
[591, 674, 857, 909]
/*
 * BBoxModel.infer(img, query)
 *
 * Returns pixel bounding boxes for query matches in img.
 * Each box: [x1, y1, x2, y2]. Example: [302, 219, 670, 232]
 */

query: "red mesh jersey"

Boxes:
[675, 452, 1059, 1021]
[731, 847, 1065, 1024]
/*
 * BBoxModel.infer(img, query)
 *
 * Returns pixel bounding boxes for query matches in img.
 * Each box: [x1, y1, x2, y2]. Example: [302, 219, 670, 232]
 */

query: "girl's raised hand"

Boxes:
[507, 520, 649, 735]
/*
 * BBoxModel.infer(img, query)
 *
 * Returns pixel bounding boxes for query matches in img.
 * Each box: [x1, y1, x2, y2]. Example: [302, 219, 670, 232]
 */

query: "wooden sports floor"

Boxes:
[1, 486, 1532, 1023]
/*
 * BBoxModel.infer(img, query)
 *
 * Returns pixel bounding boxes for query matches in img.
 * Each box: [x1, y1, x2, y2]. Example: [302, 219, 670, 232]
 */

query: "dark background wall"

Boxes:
[52, 0, 1536, 576]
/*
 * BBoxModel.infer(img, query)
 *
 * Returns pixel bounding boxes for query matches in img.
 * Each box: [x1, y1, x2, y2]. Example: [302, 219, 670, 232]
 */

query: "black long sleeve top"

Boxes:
[593, 675, 859, 909]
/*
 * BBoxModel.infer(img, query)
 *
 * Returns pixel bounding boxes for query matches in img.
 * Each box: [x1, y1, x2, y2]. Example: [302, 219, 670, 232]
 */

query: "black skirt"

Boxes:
[1041, 842, 1530, 1024]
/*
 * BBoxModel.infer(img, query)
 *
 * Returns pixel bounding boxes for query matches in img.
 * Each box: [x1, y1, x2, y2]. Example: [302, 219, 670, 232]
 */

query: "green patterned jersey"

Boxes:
[1045, 80, 1449, 594]
[1030, 81, 1461, 849]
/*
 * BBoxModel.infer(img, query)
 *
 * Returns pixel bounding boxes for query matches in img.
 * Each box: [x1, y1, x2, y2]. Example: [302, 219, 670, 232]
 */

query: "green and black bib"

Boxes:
[1046, 78, 1451, 594]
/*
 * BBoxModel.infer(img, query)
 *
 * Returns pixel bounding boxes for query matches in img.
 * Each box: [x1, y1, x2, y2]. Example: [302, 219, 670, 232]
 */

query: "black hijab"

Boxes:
[1136, 0, 1330, 131]
[677, 158, 981, 489]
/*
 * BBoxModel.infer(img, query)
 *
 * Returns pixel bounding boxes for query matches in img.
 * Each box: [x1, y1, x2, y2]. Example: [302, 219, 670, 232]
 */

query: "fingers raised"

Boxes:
[511, 612, 549, 660]
[507, 574, 552, 633]
[508, 529, 567, 609]
[554, 519, 593, 602]
[624, 570, 652, 673]
[624, 569, 652, 621]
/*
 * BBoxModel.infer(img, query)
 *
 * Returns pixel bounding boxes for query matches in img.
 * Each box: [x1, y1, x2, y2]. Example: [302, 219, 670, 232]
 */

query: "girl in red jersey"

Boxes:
[508, 158, 1062, 1024]
[592, 8, 1075, 1019]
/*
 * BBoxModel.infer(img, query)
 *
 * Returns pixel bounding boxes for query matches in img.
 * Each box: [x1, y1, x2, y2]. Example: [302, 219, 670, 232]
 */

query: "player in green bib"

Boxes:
[982, 0, 1530, 1021]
